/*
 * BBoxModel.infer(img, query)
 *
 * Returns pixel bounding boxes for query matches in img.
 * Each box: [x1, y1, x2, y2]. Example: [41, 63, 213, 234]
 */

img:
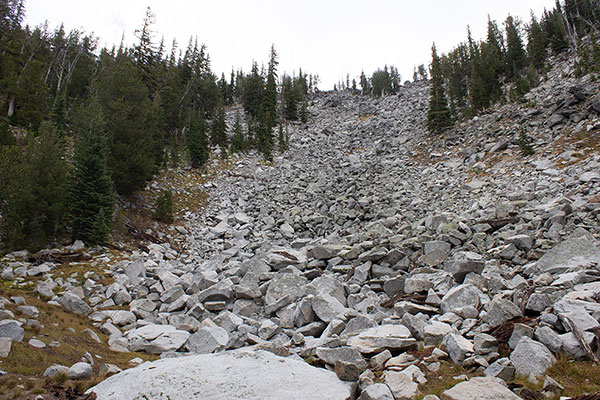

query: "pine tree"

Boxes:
[505, 15, 527, 79]
[187, 111, 209, 168]
[230, 112, 246, 154]
[282, 75, 299, 120]
[242, 62, 263, 118]
[210, 105, 227, 153]
[256, 105, 272, 161]
[359, 70, 370, 95]
[527, 13, 548, 70]
[0, 122, 68, 250]
[97, 51, 157, 195]
[542, 4, 569, 54]
[263, 44, 278, 126]
[300, 100, 308, 124]
[426, 44, 452, 134]
[69, 96, 114, 245]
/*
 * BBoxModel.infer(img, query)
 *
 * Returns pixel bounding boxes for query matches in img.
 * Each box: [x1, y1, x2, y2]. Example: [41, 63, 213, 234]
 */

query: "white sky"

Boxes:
[25, 0, 557, 89]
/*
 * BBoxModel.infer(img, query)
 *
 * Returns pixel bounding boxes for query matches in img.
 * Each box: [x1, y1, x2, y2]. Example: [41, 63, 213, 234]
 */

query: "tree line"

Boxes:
[0, 1, 311, 251]
[427, 0, 600, 133]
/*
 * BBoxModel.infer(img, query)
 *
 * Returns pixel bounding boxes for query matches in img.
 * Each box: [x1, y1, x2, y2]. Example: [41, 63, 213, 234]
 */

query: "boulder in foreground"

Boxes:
[88, 350, 352, 400]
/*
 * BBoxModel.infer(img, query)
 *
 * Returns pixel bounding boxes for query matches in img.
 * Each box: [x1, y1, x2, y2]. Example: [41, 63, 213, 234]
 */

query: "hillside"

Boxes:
[1, 48, 600, 399]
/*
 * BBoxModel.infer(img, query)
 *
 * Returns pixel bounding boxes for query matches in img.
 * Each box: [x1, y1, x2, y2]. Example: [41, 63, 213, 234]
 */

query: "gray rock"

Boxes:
[424, 321, 455, 346]
[474, 333, 498, 355]
[124, 259, 146, 284]
[534, 326, 562, 353]
[0, 319, 24, 342]
[536, 235, 600, 272]
[358, 383, 394, 400]
[347, 324, 416, 354]
[441, 376, 522, 400]
[311, 244, 344, 259]
[420, 240, 451, 266]
[510, 338, 556, 377]
[44, 364, 69, 377]
[384, 370, 419, 400]
[265, 273, 308, 304]
[445, 252, 485, 283]
[484, 358, 515, 381]
[105, 310, 136, 327]
[485, 297, 521, 329]
[60, 292, 92, 315]
[29, 338, 46, 348]
[127, 324, 190, 354]
[187, 326, 229, 354]
[266, 248, 307, 270]
[68, 362, 93, 380]
[440, 284, 481, 314]
[443, 333, 474, 363]
[508, 324, 534, 349]
[334, 359, 365, 381]
[0, 337, 11, 357]
[506, 235, 533, 251]
[88, 350, 353, 400]
[312, 293, 347, 323]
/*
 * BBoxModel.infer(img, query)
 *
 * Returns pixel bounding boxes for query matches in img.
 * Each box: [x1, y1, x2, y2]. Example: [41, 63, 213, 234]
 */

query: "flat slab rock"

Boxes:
[441, 377, 522, 400]
[347, 324, 416, 354]
[88, 350, 352, 400]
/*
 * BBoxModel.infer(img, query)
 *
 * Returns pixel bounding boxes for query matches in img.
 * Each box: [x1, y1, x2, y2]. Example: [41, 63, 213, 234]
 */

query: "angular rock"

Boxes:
[187, 326, 229, 354]
[509, 338, 555, 377]
[440, 284, 481, 314]
[0, 320, 24, 342]
[384, 370, 419, 400]
[535, 235, 600, 272]
[485, 297, 521, 329]
[358, 383, 394, 400]
[443, 333, 474, 363]
[312, 293, 347, 323]
[60, 292, 92, 315]
[444, 252, 485, 283]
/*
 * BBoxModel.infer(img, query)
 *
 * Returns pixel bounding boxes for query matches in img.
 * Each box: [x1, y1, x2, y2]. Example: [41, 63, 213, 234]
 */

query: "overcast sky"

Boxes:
[25, 0, 556, 89]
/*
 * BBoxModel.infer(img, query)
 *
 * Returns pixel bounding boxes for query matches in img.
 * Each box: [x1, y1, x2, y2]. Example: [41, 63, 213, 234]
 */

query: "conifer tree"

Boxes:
[505, 15, 527, 78]
[0, 122, 68, 250]
[97, 51, 157, 195]
[187, 111, 209, 168]
[426, 44, 452, 134]
[230, 112, 246, 154]
[69, 96, 114, 245]
[242, 62, 263, 118]
[263, 45, 278, 126]
[300, 100, 308, 124]
[256, 105, 272, 161]
[210, 105, 227, 152]
[359, 71, 370, 95]
[527, 13, 548, 70]
[542, 5, 569, 54]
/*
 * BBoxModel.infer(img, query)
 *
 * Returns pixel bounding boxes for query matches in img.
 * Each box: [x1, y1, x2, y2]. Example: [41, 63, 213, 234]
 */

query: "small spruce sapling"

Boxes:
[154, 190, 174, 223]
[519, 129, 535, 156]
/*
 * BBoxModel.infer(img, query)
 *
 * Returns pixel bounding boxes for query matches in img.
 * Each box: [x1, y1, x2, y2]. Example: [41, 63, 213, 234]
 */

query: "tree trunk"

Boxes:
[7, 94, 16, 117]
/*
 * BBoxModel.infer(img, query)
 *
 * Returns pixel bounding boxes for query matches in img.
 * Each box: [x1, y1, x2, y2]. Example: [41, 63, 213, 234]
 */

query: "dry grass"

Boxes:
[0, 291, 157, 376]
[512, 356, 600, 399]
[554, 128, 600, 169]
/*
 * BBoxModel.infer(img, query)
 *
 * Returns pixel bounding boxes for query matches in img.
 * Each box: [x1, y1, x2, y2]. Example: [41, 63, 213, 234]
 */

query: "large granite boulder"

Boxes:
[88, 350, 352, 400]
